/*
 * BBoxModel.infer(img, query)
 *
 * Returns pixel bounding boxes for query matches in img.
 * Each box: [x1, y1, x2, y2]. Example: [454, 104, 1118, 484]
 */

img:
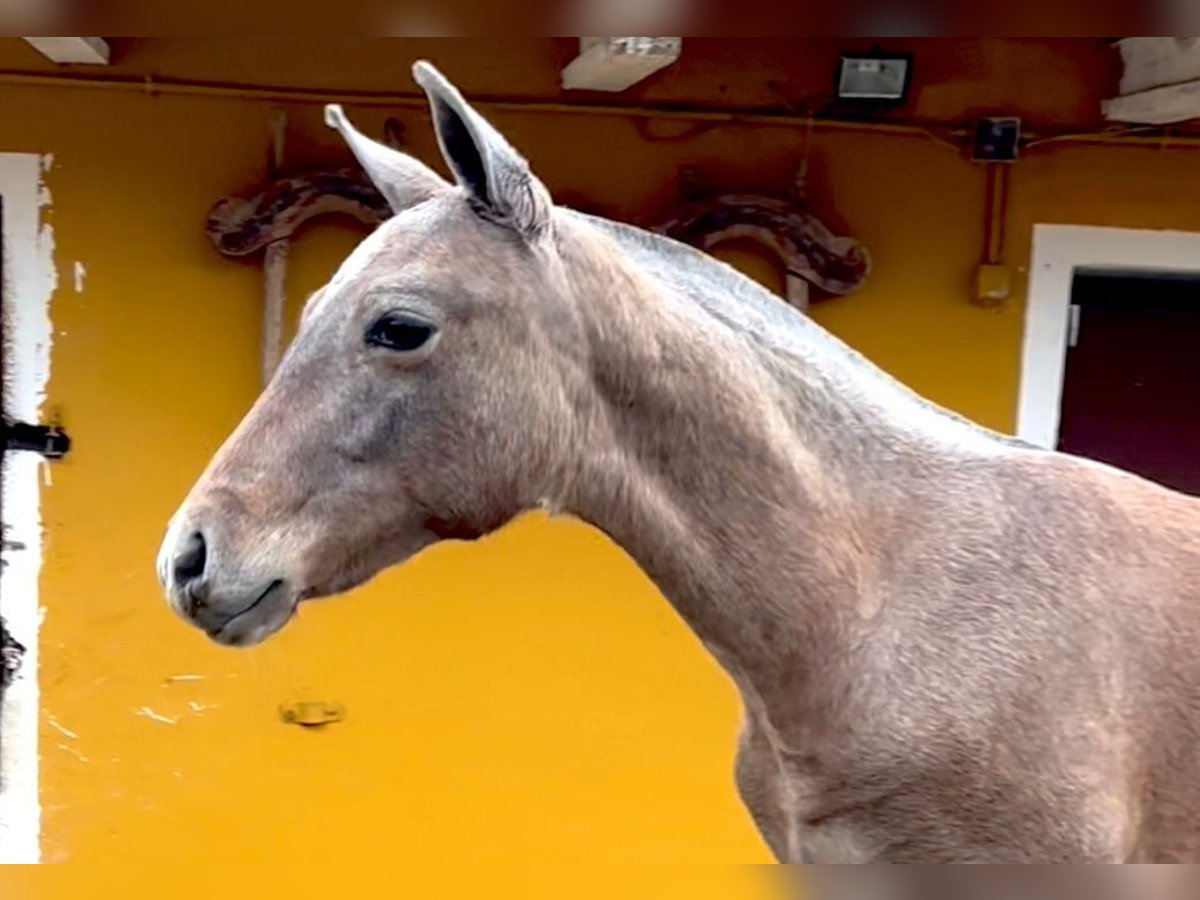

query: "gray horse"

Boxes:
[158, 61, 1200, 863]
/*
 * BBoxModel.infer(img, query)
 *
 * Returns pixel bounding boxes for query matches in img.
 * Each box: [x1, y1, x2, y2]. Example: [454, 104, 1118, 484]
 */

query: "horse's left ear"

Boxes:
[412, 60, 551, 238]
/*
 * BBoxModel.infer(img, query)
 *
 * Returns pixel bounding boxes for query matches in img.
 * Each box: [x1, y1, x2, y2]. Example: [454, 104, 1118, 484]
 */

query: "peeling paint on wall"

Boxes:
[0, 151, 58, 865]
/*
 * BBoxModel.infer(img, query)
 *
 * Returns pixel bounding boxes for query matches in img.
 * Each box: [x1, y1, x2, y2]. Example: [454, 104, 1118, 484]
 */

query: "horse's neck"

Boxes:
[558, 214, 993, 712]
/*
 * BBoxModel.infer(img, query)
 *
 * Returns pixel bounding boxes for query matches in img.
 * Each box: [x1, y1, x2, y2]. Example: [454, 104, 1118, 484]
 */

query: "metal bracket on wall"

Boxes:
[205, 109, 406, 388]
[2, 419, 71, 460]
[655, 189, 872, 313]
[205, 165, 391, 387]
[279, 698, 345, 727]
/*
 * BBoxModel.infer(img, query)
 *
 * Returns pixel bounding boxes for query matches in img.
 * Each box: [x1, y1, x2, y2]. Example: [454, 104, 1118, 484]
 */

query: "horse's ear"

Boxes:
[324, 104, 448, 214]
[412, 60, 551, 238]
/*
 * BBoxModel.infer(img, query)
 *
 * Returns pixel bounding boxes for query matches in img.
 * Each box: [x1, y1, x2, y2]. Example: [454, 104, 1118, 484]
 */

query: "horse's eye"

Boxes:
[365, 313, 437, 352]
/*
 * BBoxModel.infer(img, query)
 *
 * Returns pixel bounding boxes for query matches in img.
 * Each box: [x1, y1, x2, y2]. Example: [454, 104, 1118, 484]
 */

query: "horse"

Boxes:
[158, 61, 1200, 863]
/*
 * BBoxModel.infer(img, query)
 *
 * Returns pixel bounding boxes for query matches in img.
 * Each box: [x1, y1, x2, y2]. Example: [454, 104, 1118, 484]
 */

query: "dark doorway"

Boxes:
[1057, 271, 1200, 496]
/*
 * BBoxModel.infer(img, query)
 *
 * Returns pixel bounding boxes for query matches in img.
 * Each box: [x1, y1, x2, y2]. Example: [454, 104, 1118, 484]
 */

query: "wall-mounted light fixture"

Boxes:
[836, 51, 913, 103]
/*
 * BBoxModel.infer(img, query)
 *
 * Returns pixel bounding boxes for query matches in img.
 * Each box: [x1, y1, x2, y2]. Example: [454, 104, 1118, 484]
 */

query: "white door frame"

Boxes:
[0, 152, 56, 864]
[1018, 223, 1200, 449]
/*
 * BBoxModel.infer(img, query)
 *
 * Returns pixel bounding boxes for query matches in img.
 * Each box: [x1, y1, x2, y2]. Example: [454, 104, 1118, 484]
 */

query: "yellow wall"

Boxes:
[4, 39, 1200, 871]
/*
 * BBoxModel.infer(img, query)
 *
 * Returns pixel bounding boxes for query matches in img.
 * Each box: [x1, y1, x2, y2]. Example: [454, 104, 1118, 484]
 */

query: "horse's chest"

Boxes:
[779, 755, 883, 863]
[735, 718, 886, 862]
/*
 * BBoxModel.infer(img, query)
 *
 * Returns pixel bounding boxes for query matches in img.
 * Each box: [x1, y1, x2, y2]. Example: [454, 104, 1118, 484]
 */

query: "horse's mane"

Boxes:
[568, 209, 1031, 453]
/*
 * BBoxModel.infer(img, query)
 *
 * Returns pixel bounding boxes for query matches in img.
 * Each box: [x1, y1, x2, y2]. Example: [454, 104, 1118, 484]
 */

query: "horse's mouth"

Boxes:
[202, 571, 367, 648]
[205, 580, 298, 648]
[200, 533, 435, 648]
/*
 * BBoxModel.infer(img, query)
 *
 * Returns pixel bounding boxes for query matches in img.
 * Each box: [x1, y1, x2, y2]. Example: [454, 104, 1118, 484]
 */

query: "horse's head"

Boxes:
[157, 62, 592, 646]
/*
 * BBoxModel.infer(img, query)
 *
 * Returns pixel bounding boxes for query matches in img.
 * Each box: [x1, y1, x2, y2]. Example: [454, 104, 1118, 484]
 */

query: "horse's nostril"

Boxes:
[173, 531, 208, 593]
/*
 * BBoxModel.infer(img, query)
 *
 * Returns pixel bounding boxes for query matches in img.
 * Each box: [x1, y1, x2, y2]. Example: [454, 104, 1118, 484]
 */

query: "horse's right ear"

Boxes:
[325, 104, 448, 214]
[411, 60, 551, 238]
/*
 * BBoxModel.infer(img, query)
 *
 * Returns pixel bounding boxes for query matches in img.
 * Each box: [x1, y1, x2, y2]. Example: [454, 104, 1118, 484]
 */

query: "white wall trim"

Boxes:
[0, 151, 56, 864]
[1019, 223, 1200, 449]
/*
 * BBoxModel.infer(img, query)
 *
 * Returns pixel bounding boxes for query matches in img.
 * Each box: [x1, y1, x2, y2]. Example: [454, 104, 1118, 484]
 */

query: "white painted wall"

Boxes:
[1019, 224, 1200, 449]
[0, 151, 56, 865]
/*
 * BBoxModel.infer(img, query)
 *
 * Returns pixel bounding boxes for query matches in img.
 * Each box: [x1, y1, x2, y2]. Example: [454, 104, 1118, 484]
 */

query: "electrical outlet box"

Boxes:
[972, 117, 1022, 162]
[975, 264, 1013, 305]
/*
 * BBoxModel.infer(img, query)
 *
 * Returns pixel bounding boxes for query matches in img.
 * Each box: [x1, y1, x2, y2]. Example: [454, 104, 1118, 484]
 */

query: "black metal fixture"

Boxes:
[2, 418, 71, 460]
[1, 614, 24, 690]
